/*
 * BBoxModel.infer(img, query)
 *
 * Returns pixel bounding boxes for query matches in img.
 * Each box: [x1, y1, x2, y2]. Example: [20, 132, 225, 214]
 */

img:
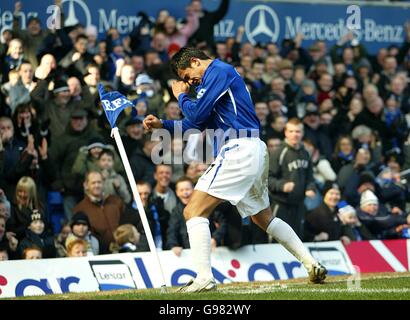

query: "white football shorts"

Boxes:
[195, 137, 270, 218]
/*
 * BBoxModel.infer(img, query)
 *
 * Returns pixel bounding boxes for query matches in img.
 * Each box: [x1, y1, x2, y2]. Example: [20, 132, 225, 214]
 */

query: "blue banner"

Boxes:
[0, 0, 408, 53]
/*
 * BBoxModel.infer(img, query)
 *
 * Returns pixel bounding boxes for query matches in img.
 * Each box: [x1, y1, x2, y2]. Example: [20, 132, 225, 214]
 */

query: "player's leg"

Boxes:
[250, 208, 327, 283]
[179, 190, 223, 292]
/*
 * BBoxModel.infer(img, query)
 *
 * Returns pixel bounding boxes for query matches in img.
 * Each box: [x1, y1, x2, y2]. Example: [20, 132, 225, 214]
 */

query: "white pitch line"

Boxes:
[219, 287, 410, 294]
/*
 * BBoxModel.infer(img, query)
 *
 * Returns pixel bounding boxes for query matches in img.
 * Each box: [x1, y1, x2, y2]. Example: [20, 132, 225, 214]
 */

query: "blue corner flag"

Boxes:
[98, 83, 134, 128]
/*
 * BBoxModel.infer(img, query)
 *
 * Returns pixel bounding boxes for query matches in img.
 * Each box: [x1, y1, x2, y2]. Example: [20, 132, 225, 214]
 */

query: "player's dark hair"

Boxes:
[170, 47, 210, 77]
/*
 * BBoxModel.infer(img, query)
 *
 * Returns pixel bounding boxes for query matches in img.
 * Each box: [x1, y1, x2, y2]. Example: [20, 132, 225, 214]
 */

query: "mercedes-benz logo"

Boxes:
[245, 5, 280, 45]
[62, 0, 92, 27]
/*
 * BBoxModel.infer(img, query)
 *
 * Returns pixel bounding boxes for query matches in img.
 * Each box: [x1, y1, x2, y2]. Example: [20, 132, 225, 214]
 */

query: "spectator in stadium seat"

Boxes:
[337, 202, 374, 241]
[162, 8, 199, 48]
[22, 246, 42, 259]
[0, 215, 18, 260]
[73, 171, 124, 254]
[66, 238, 88, 257]
[304, 182, 351, 244]
[129, 133, 159, 188]
[54, 222, 71, 258]
[303, 138, 336, 187]
[388, 74, 410, 114]
[59, 34, 95, 78]
[120, 181, 170, 252]
[6, 176, 48, 241]
[152, 164, 177, 215]
[330, 135, 355, 175]
[12, 2, 49, 68]
[188, 0, 230, 48]
[50, 108, 103, 220]
[268, 118, 317, 238]
[120, 116, 143, 158]
[0, 117, 26, 198]
[110, 224, 143, 253]
[163, 100, 182, 121]
[0, 246, 8, 261]
[302, 104, 333, 160]
[382, 93, 408, 154]
[8, 61, 35, 113]
[30, 79, 83, 139]
[376, 167, 407, 212]
[0, 189, 11, 222]
[166, 177, 228, 255]
[338, 147, 373, 193]
[97, 149, 131, 204]
[72, 137, 124, 182]
[18, 209, 56, 258]
[357, 189, 410, 239]
[66, 211, 99, 256]
[266, 114, 286, 141]
[377, 55, 398, 99]
[1, 39, 25, 83]
[266, 137, 282, 156]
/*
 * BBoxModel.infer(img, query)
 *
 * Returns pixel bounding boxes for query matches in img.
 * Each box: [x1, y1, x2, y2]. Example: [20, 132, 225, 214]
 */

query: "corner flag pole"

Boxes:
[110, 127, 167, 291]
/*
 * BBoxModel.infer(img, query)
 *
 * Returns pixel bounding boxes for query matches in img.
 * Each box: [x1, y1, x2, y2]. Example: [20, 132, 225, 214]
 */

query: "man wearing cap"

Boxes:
[50, 107, 103, 220]
[31, 78, 88, 139]
[357, 189, 410, 239]
[302, 103, 333, 160]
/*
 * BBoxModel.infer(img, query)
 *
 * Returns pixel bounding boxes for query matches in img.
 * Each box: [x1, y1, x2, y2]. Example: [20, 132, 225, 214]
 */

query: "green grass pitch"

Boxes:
[11, 272, 410, 300]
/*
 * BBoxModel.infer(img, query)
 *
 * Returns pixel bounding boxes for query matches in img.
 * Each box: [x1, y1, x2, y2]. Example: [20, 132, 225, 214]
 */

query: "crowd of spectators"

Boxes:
[0, 0, 410, 261]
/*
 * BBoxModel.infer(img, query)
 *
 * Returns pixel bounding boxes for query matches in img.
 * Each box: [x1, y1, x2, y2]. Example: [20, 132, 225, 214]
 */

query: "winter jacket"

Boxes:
[269, 142, 315, 205]
[129, 148, 156, 187]
[19, 229, 56, 259]
[357, 207, 408, 239]
[73, 195, 124, 253]
[304, 203, 347, 242]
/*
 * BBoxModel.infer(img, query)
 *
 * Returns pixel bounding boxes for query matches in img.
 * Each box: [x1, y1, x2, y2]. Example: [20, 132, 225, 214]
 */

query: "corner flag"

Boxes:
[98, 83, 134, 128]
[97, 83, 167, 291]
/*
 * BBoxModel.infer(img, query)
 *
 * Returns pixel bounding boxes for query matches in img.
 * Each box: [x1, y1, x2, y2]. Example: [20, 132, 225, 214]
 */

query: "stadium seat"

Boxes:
[47, 191, 65, 234]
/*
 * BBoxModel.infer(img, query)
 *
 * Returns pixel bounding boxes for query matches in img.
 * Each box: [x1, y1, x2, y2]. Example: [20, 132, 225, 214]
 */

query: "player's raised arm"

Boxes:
[177, 71, 232, 125]
[170, 47, 234, 126]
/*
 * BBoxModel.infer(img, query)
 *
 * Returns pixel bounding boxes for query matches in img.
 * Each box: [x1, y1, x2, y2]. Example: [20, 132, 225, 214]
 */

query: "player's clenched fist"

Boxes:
[143, 114, 163, 131]
[172, 80, 190, 99]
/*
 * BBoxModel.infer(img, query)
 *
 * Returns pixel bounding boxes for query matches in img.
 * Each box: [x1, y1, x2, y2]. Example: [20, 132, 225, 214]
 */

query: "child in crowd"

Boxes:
[22, 246, 42, 259]
[65, 212, 99, 256]
[98, 149, 131, 204]
[111, 224, 142, 253]
[18, 209, 56, 258]
[66, 238, 88, 257]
